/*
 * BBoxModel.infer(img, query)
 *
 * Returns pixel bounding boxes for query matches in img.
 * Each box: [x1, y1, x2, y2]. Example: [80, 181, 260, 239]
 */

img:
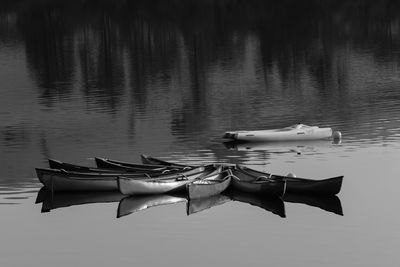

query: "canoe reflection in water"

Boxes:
[224, 189, 286, 218]
[187, 194, 231, 215]
[223, 139, 341, 154]
[35, 188, 343, 217]
[283, 193, 343, 216]
[117, 194, 187, 218]
[36, 187, 125, 213]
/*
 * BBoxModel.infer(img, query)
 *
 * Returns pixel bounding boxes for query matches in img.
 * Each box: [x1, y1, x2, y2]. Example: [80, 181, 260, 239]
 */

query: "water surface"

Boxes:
[1, 1, 400, 266]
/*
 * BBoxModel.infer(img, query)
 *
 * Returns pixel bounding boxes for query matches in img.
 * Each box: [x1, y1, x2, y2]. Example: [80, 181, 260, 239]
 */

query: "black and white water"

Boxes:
[1, 1, 399, 266]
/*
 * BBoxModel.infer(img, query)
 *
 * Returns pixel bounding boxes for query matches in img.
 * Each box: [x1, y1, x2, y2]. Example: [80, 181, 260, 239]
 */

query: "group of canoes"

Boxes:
[36, 155, 343, 201]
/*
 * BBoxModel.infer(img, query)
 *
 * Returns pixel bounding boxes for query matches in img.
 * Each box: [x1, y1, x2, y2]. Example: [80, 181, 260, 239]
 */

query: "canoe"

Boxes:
[228, 168, 286, 197]
[118, 166, 216, 195]
[117, 194, 187, 218]
[224, 188, 285, 217]
[223, 124, 339, 142]
[140, 154, 193, 167]
[186, 194, 231, 215]
[186, 169, 231, 199]
[36, 166, 205, 192]
[37, 187, 125, 213]
[237, 166, 343, 195]
[36, 168, 129, 192]
[283, 193, 343, 215]
[49, 159, 128, 173]
[94, 157, 185, 173]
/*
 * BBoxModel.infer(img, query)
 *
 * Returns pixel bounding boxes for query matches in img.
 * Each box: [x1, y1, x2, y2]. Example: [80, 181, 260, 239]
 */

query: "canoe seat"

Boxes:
[256, 175, 271, 181]
[175, 174, 188, 181]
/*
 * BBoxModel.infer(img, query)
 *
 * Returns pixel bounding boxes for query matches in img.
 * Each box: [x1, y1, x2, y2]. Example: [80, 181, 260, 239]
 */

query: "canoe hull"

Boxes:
[118, 178, 191, 195]
[37, 171, 118, 192]
[117, 166, 209, 195]
[224, 125, 333, 142]
[239, 166, 343, 195]
[230, 178, 286, 197]
[187, 176, 231, 200]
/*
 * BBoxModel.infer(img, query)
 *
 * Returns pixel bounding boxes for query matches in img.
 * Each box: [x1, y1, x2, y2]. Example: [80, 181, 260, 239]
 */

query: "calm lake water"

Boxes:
[1, 1, 400, 266]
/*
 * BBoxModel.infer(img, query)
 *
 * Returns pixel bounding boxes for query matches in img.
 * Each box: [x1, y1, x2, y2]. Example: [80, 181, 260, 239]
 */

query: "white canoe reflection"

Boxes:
[186, 194, 231, 215]
[224, 139, 341, 154]
[117, 194, 187, 218]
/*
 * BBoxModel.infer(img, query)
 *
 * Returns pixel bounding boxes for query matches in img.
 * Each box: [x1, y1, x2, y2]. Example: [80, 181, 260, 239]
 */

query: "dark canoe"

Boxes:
[237, 166, 343, 195]
[140, 154, 193, 168]
[35, 167, 190, 192]
[38, 187, 125, 213]
[186, 194, 231, 215]
[94, 157, 185, 172]
[49, 159, 126, 173]
[117, 194, 187, 218]
[283, 193, 343, 216]
[223, 188, 285, 218]
[228, 168, 286, 197]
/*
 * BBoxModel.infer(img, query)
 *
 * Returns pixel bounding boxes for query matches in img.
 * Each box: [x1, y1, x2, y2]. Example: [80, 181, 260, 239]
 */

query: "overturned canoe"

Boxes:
[223, 124, 339, 142]
[187, 169, 231, 200]
[118, 166, 216, 195]
[228, 168, 286, 197]
[237, 166, 343, 195]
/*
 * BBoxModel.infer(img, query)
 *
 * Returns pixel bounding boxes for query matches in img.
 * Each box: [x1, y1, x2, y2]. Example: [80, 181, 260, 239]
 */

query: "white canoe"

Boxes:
[223, 124, 338, 142]
[118, 166, 215, 195]
[187, 170, 231, 200]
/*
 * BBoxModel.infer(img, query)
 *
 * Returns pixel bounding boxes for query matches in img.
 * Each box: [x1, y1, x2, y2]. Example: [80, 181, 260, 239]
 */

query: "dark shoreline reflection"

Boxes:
[1, 0, 400, 116]
[1, 0, 400, 172]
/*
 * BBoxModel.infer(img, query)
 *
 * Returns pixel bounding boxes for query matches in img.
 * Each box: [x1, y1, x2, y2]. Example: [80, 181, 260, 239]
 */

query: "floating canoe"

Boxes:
[36, 166, 204, 192]
[187, 169, 231, 200]
[223, 124, 339, 142]
[141, 154, 193, 168]
[117, 194, 187, 218]
[187, 194, 231, 215]
[36, 168, 127, 192]
[228, 168, 286, 197]
[118, 166, 215, 195]
[224, 188, 286, 217]
[237, 166, 343, 195]
[49, 159, 128, 173]
[94, 157, 185, 173]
